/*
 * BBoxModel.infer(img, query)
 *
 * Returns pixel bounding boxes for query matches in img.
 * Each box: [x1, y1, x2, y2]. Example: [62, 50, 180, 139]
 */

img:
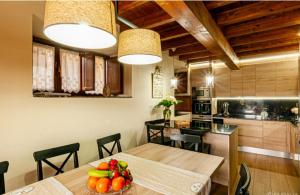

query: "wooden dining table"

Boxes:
[7, 143, 224, 195]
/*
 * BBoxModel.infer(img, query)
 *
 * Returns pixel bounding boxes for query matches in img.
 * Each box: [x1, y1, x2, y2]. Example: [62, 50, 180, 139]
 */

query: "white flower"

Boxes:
[291, 107, 299, 114]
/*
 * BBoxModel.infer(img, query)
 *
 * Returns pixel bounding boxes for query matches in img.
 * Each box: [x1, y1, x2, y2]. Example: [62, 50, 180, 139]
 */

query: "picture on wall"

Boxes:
[152, 72, 163, 98]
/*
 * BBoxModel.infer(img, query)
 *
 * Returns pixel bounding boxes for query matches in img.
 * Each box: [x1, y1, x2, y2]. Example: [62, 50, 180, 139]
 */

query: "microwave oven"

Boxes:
[192, 87, 210, 99]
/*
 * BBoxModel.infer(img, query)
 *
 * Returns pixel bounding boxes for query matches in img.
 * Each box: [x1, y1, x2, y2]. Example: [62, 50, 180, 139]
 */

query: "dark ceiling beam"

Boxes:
[117, 1, 148, 15]
[159, 25, 189, 41]
[234, 38, 299, 53]
[179, 51, 212, 61]
[224, 9, 300, 38]
[230, 26, 300, 47]
[205, 1, 238, 10]
[161, 35, 197, 50]
[237, 44, 299, 57]
[156, 1, 239, 70]
[217, 1, 300, 26]
[169, 43, 206, 56]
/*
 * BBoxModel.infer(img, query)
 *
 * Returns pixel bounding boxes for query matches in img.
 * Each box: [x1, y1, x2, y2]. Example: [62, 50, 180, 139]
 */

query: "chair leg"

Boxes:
[0, 175, 5, 194]
[37, 161, 43, 181]
[73, 152, 79, 168]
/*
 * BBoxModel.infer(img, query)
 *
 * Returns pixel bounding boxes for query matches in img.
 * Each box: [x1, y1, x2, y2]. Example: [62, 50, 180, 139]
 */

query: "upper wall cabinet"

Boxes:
[214, 68, 231, 97]
[213, 61, 298, 97]
[81, 53, 95, 91]
[106, 58, 123, 95]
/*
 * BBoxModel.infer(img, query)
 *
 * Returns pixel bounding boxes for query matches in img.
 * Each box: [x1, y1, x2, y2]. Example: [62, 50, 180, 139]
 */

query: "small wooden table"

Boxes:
[8, 144, 224, 195]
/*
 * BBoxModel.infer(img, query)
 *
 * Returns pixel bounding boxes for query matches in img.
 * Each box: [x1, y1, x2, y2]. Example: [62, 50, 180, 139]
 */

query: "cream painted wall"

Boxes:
[0, 2, 181, 191]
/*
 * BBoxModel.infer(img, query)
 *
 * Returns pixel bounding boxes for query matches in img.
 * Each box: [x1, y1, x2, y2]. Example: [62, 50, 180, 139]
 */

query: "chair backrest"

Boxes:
[145, 119, 165, 125]
[180, 128, 208, 136]
[235, 163, 251, 195]
[97, 133, 122, 159]
[0, 161, 9, 194]
[33, 143, 80, 181]
[170, 134, 202, 151]
[146, 124, 166, 144]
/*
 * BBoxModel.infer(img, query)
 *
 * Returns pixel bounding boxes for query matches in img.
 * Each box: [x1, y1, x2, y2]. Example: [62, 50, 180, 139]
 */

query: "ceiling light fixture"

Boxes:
[43, 1, 117, 49]
[205, 57, 214, 88]
[118, 29, 162, 65]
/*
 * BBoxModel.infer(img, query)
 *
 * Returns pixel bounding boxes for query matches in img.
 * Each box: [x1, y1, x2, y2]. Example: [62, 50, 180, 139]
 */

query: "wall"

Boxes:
[0, 2, 178, 191]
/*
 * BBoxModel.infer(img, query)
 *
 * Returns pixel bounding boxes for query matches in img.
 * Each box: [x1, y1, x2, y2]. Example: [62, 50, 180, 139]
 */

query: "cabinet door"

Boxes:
[263, 121, 288, 152]
[256, 64, 276, 96]
[106, 58, 122, 95]
[275, 62, 298, 96]
[214, 68, 230, 97]
[175, 96, 192, 112]
[81, 54, 95, 91]
[242, 66, 255, 96]
[230, 70, 242, 96]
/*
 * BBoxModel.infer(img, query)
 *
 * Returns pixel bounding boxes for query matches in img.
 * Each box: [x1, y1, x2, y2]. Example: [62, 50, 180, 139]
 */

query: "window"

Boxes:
[60, 49, 81, 93]
[32, 43, 55, 92]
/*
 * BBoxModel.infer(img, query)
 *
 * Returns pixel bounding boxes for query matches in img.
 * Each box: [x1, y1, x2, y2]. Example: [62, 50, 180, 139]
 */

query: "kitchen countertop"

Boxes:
[152, 120, 238, 136]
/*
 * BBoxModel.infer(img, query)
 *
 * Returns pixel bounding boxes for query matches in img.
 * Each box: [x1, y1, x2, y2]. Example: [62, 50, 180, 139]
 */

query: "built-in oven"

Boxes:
[192, 100, 211, 115]
[191, 119, 211, 129]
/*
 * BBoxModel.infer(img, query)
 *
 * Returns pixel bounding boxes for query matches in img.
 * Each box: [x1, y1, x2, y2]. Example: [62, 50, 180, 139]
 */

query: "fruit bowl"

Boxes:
[87, 159, 133, 194]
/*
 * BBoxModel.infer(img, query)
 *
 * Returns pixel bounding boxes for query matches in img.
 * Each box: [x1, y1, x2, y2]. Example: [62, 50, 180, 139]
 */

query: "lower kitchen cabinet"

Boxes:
[224, 118, 290, 152]
[290, 124, 300, 175]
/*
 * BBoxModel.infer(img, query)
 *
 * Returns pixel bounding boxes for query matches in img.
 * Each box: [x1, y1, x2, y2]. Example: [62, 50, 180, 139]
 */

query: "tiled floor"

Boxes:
[212, 151, 300, 195]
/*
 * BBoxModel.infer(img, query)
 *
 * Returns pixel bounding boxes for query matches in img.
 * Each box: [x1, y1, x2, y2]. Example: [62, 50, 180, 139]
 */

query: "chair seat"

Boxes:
[150, 136, 172, 145]
[183, 142, 211, 154]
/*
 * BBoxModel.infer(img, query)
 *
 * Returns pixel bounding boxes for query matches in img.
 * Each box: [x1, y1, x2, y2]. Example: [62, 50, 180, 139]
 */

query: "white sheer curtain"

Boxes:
[85, 56, 105, 95]
[32, 43, 55, 91]
[60, 49, 81, 93]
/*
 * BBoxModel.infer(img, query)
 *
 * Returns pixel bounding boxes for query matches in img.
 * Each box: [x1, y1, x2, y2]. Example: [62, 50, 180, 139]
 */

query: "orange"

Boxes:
[96, 177, 111, 193]
[97, 162, 109, 170]
[112, 176, 125, 192]
[87, 176, 98, 190]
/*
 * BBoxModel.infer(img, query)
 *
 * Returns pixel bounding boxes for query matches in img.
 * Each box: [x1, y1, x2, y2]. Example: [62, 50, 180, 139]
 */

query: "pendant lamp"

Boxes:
[206, 57, 214, 88]
[43, 1, 117, 49]
[118, 29, 162, 65]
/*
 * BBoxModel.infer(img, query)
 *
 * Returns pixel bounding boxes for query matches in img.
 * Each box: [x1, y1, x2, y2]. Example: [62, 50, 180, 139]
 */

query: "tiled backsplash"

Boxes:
[217, 99, 298, 119]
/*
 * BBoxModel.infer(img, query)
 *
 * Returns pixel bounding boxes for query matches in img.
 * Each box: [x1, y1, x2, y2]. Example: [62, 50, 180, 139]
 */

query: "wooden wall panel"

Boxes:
[214, 68, 231, 97]
[230, 69, 243, 96]
[242, 66, 256, 96]
[275, 62, 298, 96]
[255, 63, 276, 96]
[174, 96, 192, 112]
[190, 68, 208, 87]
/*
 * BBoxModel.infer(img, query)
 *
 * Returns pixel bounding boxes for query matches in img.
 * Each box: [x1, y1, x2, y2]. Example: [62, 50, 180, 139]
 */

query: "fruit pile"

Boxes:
[87, 159, 133, 193]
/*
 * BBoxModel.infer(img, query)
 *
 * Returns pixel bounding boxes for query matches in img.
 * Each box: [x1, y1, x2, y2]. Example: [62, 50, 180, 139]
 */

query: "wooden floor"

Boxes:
[212, 151, 300, 195]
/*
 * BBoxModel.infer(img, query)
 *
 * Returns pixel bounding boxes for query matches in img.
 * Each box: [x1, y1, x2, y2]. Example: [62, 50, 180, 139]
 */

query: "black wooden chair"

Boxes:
[180, 128, 211, 154]
[170, 134, 203, 151]
[146, 124, 171, 146]
[97, 133, 122, 159]
[145, 119, 165, 125]
[235, 163, 251, 195]
[0, 161, 9, 195]
[33, 143, 80, 181]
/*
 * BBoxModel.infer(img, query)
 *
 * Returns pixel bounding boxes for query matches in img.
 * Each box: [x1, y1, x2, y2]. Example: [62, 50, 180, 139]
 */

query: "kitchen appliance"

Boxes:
[192, 100, 212, 115]
[192, 87, 210, 100]
[223, 102, 230, 116]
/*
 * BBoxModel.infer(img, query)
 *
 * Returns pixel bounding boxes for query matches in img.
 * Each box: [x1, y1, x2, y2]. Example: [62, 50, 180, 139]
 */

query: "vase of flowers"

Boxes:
[156, 96, 183, 123]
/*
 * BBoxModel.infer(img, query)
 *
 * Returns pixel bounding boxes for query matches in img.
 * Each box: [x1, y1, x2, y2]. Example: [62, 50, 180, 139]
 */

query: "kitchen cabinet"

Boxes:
[242, 66, 256, 96]
[290, 124, 300, 175]
[106, 58, 123, 95]
[175, 96, 192, 112]
[81, 53, 95, 91]
[263, 121, 288, 152]
[224, 118, 290, 152]
[214, 68, 231, 97]
[230, 70, 242, 96]
[213, 61, 298, 97]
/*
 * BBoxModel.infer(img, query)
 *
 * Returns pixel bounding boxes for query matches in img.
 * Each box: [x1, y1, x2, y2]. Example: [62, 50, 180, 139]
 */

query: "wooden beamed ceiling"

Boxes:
[117, 1, 300, 69]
